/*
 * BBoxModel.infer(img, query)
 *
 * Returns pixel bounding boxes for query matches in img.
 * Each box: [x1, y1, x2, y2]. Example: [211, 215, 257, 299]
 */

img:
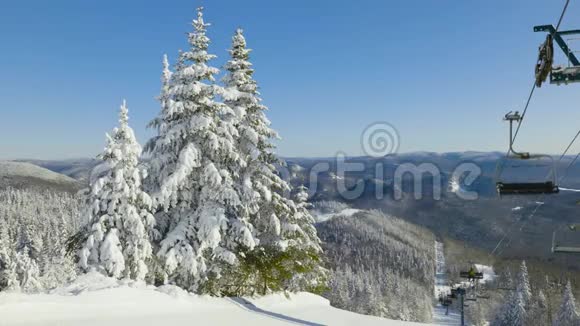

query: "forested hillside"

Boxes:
[0, 188, 83, 291]
[316, 206, 435, 322]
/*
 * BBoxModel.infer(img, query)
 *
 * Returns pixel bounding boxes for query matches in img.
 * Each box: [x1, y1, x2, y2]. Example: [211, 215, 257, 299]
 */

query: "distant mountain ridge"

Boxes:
[0, 161, 82, 192]
[15, 158, 100, 182]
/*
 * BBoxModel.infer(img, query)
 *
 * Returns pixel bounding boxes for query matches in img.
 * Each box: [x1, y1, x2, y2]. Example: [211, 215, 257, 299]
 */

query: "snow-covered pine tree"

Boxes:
[284, 186, 327, 292]
[511, 291, 527, 326]
[219, 28, 326, 295]
[554, 280, 580, 326]
[0, 252, 19, 292]
[79, 100, 155, 281]
[528, 289, 549, 326]
[145, 54, 173, 243]
[517, 260, 532, 308]
[0, 221, 19, 292]
[498, 267, 514, 290]
[39, 210, 77, 290]
[14, 246, 41, 292]
[145, 8, 253, 291]
[493, 290, 527, 326]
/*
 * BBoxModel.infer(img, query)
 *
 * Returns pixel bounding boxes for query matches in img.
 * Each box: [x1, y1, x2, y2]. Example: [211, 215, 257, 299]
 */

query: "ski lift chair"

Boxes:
[552, 225, 580, 253]
[460, 270, 484, 281]
[495, 111, 560, 196]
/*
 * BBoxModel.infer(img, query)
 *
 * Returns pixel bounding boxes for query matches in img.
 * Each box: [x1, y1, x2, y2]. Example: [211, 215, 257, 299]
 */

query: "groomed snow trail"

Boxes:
[433, 241, 461, 325]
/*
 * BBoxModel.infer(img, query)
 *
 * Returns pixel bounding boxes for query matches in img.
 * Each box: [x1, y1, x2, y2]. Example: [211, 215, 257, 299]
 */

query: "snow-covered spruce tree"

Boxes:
[144, 54, 174, 249]
[511, 291, 527, 326]
[14, 246, 41, 292]
[528, 289, 549, 326]
[517, 260, 532, 308]
[498, 267, 514, 290]
[145, 8, 255, 292]
[284, 186, 327, 293]
[79, 101, 155, 281]
[554, 280, 580, 326]
[493, 290, 527, 326]
[0, 221, 19, 292]
[218, 28, 326, 295]
[0, 251, 19, 292]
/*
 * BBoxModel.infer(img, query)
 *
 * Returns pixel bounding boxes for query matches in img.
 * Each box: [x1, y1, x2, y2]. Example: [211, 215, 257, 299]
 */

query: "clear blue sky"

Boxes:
[1, 0, 579, 159]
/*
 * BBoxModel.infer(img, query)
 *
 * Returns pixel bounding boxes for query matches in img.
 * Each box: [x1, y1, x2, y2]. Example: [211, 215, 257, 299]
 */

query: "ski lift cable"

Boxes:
[489, 0, 572, 257]
[555, 0, 571, 32]
[511, 0, 570, 148]
[511, 83, 537, 146]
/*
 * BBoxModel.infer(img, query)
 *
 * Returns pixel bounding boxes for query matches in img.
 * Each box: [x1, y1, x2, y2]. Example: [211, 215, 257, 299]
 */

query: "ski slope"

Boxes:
[0, 272, 421, 326]
[433, 241, 461, 325]
[432, 242, 497, 325]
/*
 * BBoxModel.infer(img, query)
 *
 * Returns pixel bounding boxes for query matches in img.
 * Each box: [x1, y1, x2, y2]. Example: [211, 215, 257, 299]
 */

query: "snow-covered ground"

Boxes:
[0, 272, 421, 326]
[433, 241, 461, 325]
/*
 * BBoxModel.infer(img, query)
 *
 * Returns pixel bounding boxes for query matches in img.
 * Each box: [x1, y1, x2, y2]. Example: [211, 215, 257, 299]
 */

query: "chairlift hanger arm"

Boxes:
[534, 25, 580, 66]
[503, 111, 530, 158]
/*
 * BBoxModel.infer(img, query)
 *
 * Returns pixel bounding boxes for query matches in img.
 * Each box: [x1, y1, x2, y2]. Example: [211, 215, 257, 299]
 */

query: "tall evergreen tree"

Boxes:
[219, 28, 326, 295]
[285, 186, 327, 292]
[493, 291, 526, 326]
[528, 289, 549, 326]
[517, 260, 532, 308]
[0, 223, 19, 291]
[554, 280, 580, 326]
[511, 291, 527, 326]
[145, 54, 173, 239]
[14, 246, 41, 292]
[79, 101, 155, 281]
[499, 267, 514, 290]
[146, 8, 253, 291]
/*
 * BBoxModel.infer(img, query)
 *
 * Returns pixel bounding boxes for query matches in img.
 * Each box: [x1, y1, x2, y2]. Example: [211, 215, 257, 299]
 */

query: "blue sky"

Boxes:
[1, 0, 579, 159]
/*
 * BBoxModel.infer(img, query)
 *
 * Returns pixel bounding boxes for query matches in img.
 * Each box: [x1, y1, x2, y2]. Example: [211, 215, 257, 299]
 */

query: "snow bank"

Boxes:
[0, 272, 419, 325]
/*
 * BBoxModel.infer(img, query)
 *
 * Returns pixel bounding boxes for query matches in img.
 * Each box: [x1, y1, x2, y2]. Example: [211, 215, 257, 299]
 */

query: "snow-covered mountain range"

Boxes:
[0, 161, 81, 192]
